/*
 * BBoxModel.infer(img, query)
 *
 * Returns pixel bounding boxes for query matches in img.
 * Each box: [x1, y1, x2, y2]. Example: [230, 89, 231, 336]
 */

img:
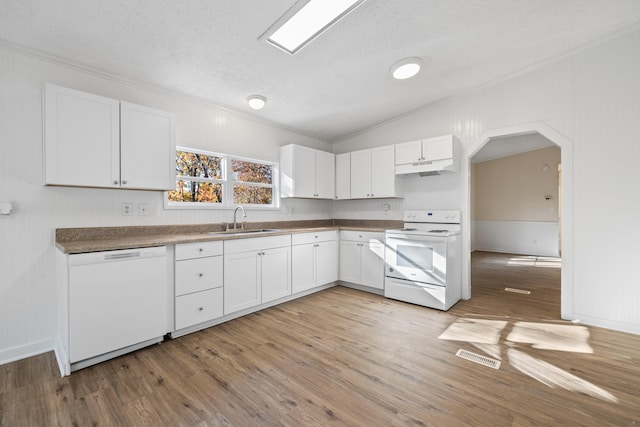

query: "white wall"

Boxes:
[473, 220, 559, 257]
[0, 45, 332, 364]
[472, 146, 561, 256]
[333, 27, 640, 335]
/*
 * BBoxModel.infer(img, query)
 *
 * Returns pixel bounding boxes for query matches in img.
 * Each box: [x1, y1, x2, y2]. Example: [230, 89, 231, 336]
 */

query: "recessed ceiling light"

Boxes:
[247, 95, 266, 110]
[266, 0, 367, 55]
[390, 57, 423, 80]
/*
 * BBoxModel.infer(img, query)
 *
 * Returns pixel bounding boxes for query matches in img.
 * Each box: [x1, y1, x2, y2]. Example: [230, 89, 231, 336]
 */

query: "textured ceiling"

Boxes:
[1, 0, 640, 142]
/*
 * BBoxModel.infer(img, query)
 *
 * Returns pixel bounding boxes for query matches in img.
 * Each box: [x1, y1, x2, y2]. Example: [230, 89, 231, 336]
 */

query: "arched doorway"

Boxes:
[460, 122, 573, 320]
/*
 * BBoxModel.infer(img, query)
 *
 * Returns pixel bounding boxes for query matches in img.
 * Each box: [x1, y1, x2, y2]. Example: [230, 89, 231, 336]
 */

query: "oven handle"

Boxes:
[385, 235, 446, 243]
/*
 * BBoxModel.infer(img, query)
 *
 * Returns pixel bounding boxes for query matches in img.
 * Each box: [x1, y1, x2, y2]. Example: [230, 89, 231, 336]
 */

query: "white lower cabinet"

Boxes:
[174, 241, 224, 330]
[224, 235, 292, 315]
[339, 231, 385, 290]
[292, 230, 338, 293]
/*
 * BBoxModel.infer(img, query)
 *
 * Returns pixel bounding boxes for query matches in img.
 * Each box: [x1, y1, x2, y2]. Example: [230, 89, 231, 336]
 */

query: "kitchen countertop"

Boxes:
[55, 219, 401, 254]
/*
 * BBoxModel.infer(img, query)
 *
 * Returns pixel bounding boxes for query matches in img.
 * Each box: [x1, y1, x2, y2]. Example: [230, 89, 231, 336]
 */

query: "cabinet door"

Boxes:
[361, 242, 385, 290]
[44, 84, 120, 188]
[316, 240, 338, 286]
[315, 150, 335, 199]
[335, 153, 351, 200]
[350, 149, 372, 199]
[395, 140, 422, 165]
[292, 243, 316, 293]
[261, 246, 291, 303]
[339, 240, 361, 283]
[224, 251, 260, 315]
[423, 135, 453, 162]
[293, 145, 317, 198]
[371, 145, 396, 198]
[120, 102, 175, 191]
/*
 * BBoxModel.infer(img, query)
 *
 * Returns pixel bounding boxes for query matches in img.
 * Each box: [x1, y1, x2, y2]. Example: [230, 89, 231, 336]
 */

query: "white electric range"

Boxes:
[384, 210, 462, 311]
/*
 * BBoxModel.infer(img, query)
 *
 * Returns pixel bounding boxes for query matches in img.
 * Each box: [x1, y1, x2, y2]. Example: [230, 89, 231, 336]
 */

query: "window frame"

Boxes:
[165, 146, 279, 210]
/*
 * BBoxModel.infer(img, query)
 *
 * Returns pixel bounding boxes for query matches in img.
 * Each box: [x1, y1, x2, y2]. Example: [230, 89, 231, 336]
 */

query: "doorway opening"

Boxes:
[460, 123, 573, 321]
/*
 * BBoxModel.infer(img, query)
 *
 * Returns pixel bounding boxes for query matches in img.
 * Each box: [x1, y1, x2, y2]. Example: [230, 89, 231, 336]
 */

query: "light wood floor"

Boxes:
[2, 251, 639, 426]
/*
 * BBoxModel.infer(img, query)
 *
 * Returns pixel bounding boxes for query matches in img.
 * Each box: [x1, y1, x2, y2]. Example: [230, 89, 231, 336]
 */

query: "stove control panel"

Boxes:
[403, 210, 461, 224]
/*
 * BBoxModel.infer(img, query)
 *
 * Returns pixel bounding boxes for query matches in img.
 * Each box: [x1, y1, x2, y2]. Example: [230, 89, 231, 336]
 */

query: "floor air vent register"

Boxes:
[455, 349, 501, 370]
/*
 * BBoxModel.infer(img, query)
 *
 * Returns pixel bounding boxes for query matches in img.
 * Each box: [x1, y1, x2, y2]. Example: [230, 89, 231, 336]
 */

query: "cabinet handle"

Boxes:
[113, 180, 119, 185]
[122, 180, 127, 185]
[199, 273, 204, 277]
[371, 194, 374, 197]
[198, 307, 204, 311]
[199, 248, 204, 252]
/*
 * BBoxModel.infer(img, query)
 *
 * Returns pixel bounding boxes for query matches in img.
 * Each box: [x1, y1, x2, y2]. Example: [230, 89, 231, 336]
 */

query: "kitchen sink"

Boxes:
[208, 228, 282, 235]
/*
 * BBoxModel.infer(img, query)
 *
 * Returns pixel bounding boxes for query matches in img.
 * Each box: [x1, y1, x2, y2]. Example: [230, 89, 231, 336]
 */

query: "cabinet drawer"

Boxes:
[339, 230, 384, 243]
[292, 230, 337, 245]
[175, 241, 223, 260]
[175, 287, 223, 330]
[224, 234, 291, 254]
[175, 256, 223, 296]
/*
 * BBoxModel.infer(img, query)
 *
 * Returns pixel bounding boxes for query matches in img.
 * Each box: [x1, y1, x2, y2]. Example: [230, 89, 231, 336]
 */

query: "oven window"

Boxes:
[396, 245, 434, 271]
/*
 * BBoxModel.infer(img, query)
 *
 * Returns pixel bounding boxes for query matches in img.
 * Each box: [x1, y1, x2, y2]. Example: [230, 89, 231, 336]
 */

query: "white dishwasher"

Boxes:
[68, 246, 167, 370]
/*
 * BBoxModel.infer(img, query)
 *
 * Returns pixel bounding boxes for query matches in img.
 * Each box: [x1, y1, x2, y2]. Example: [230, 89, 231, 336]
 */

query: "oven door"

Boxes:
[385, 233, 447, 287]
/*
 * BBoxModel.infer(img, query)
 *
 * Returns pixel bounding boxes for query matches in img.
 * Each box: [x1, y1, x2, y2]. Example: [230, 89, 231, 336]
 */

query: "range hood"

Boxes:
[395, 157, 459, 176]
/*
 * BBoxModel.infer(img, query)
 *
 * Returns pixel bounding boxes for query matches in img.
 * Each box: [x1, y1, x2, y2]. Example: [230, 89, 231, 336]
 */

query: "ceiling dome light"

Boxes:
[390, 57, 422, 80]
[247, 95, 267, 110]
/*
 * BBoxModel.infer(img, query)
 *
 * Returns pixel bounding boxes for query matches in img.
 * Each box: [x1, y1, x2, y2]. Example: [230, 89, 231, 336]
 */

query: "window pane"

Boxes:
[168, 180, 223, 203]
[233, 185, 273, 205]
[176, 150, 222, 179]
[232, 159, 273, 184]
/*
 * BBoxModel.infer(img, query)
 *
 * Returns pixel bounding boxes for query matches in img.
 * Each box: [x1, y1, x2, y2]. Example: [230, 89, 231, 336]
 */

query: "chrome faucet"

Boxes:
[230, 206, 247, 231]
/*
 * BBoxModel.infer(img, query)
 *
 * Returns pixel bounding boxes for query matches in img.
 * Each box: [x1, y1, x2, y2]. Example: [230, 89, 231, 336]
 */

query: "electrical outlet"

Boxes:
[122, 202, 132, 216]
[138, 203, 149, 216]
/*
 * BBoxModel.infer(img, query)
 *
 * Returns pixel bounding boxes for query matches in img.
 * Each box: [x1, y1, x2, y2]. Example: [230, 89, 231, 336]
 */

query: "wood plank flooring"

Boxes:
[2, 251, 640, 426]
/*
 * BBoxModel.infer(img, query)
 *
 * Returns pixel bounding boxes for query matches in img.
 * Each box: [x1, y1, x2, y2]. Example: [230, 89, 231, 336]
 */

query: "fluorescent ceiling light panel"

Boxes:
[267, 0, 366, 55]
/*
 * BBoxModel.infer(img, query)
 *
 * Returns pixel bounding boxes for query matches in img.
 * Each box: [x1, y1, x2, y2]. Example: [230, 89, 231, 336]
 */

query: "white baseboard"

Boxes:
[571, 314, 640, 336]
[0, 338, 54, 366]
[472, 220, 559, 257]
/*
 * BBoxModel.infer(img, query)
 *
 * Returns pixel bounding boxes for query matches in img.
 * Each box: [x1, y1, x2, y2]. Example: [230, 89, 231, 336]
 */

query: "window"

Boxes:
[166, 147, 277, 209]
[169, 149, 224, 204]
[232, 158, 273, 205]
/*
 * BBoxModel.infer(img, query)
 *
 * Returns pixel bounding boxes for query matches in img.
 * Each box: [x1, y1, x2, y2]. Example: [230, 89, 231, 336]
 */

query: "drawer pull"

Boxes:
[198, 307, 204, 311]
[198, 273, 204, 277]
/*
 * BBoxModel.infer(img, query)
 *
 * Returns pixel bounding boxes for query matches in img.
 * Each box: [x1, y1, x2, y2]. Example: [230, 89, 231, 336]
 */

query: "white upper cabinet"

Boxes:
[44, 84, 175, 191]
[280, 144, 336, 199]
[395, 135, 458, 175]
[395, 135, 454, 165]
[44, 84, 120, 188]
[120, 102, 176, 190]
[335, 152, 351, 200]
[350, 149, 372, 199]
[350, 145, 403, 199]
[395, 139, 423, 165]
[314, 149, 336, 199]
